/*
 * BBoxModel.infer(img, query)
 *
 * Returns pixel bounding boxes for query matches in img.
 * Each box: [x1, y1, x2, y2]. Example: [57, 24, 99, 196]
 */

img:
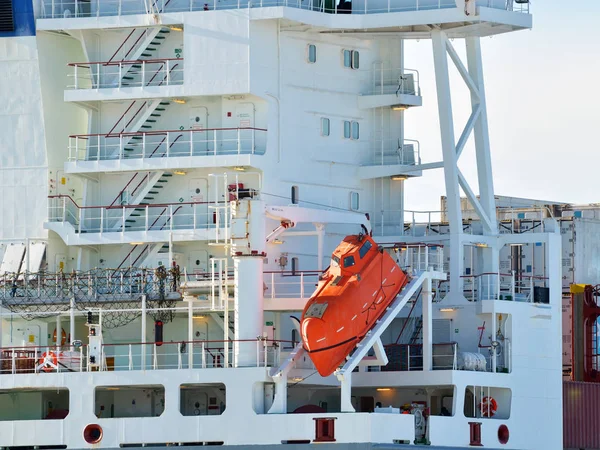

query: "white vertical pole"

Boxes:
[422, 273, 433, 371]
[188, 300, 194, 368]
[432, 30, 464, 302]
[316, 223, 325, 271]
[491, 312, 497, 373]
[70, 298, 75, 350]
[141, 295, 147, 369]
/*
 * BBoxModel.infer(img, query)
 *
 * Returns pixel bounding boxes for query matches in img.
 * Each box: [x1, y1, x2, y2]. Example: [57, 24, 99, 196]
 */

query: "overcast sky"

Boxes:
[402, 0, 600, 212]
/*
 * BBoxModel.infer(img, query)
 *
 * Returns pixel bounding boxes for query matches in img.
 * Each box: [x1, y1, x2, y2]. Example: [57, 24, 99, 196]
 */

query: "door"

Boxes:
[189, 106, 208, 155]
[235, 103, 255, 154]
[189, 250, 209, 277]
[189, 178, 209, 227]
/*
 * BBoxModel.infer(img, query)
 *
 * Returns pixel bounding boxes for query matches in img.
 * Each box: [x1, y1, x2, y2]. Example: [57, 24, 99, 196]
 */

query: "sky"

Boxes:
[402, 0, 600, 212]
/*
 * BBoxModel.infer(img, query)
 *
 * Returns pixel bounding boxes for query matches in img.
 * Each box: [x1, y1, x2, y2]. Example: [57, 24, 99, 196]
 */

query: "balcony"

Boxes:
[65, 58, 184, 101]
[45, 196, 229, 245]
[65, 128, 267, 173]
[359, 139, 421, 179]
[359, 67, 422, 110]
[40, 0, 530, 19]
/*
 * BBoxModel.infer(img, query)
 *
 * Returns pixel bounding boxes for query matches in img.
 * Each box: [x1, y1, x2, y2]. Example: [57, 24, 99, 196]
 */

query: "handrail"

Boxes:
[121, 101, 148, 132]
[48, 195, 220, 210]
[70, 127, 268, 138]
[155, 133, 183, 158]
[147, 61, 171, 85]
[106, 29, 136, 63]
[121, 29, 148, 61]
[128, 173, 151, 201]
[106, 101, 136, 136]
[68, 57, 182, 66]
[109, 173, 140, 207]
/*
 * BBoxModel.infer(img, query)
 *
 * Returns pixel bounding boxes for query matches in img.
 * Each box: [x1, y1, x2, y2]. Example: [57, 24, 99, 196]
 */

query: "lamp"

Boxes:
[391, 105, 409, 111]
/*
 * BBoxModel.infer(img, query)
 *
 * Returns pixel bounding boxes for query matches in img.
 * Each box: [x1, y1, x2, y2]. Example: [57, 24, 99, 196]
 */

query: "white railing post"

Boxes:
[166, 60, 171, 85]
[237, 128, 241, 154]
[190, 130, 194, 156]
[145, 205, 149, 231]
[74, 64, 78, 89]
[141, 60, 146, 86]
[122, 206, 126, 233]
[78, 208, 83, 234]
[118, 63, 122, 88]
[166, 132, 170, 157]
[128, 344, 133, 370]
[202, 342, 206, 368]
[477, 275, 481, 302]
[263, 339, 268, 368]
[252, 128, 256, 154]
[529, 276, 534, 302]
[119, 134, 123, 160]
[511, 270, 515, 301]
[497, 272, 500, 300]
[100, 207, 104, 234]
[62, 197, 67, 222]
[142, 132, 146, 158]
[153, 343, 157, 370]
[213, 130, 217, 155]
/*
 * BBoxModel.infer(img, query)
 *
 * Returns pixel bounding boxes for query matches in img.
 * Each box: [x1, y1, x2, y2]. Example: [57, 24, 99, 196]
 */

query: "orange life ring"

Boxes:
[479, 396, 498, 417]
[39, 351, 58, 372]
[52, 328, 67, 346]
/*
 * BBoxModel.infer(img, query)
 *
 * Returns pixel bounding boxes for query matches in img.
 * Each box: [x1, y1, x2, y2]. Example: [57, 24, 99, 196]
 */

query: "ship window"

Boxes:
[343, 121, 351, 139]
[352, 121, 360, 139]
[291, 185, 299, 204]
[95, 386, 164, 418]
[343, 121, 359, 140]
[343, 255, 355, 268]
[331, 255, 340, 267]
[343, 50, 359, 69]
[358, 240, 372, 258]
[307, 44, 317, 63]
[0, 388, 70, 421]
[464, 386, 511, 420]
[350, 192, 360, 211]
[321, 117, 330, 136]
[180, 384, 226, 416]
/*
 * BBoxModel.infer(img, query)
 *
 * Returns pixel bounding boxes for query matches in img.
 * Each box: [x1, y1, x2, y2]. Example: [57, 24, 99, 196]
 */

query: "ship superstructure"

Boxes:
[0, 1, 564, 449]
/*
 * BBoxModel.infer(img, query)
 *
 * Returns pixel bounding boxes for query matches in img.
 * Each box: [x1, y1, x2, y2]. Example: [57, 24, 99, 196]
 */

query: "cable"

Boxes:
[288, 370, 318, 388]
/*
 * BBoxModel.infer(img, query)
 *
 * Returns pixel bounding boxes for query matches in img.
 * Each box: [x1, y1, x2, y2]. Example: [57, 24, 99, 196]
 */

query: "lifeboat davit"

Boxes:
[301, 234, 409, 377]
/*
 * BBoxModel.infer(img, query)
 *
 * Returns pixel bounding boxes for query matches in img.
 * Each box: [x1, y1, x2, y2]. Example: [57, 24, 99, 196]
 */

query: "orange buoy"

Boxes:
[480, 396, 498, 417]
[301, 234, 409, 376]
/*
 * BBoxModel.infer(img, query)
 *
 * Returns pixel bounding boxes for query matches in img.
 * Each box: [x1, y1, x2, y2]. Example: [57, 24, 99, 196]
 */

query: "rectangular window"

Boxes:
[343, 121, 359, 140]
[95, 386, 164, 418]
[351, 121, 360, 140]
[464, 386, 511, 420]
[291, 186, 299, 205]
[350, 192, 360, 211]
[307, 44, 317, 63]
[180, 383, 226, 416]
[343, 255, 355, 268]
[358, 240, 372, 258]
[321, 117, 330, 136]
[291, 257, 299, 275]
[343, 50, 359, 69]
[0, 388, 69, 421]
[343, 120, 351, 139]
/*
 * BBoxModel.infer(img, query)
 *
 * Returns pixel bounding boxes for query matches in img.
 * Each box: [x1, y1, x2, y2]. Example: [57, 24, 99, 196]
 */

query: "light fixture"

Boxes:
[391, 175, 408, 181]
[440, 308, 456, 312]
[292, 377, 304, 382]
[271, 239, 284, 245]
[130, 242, 144, 245]
[169, 25, 183, 32]
[233, 166, 246, 172]
[173, 98, 186, 104]
[193, 315, 206, 320]
[475, 242, 488, 248]
[106, 387, 121, 391]
[391, 105, 409, 111]
[376, 388, 392, 392]
[173, 170, 187, 175]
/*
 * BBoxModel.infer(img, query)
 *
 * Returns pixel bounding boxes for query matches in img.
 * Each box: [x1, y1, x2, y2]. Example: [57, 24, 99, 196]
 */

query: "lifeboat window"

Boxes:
[343, 256, 355, 268]
[358, 240, 372, 259]
[331, 255, 340, 267]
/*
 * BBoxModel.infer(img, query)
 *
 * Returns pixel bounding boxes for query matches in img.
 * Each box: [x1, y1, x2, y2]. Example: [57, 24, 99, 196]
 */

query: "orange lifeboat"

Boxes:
[301, 234, 409, 377]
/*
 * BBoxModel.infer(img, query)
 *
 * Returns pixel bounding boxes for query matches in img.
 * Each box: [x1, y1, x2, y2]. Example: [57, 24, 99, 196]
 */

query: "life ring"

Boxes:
[39, 351, 58, 372]
[53, 328, 67, 346]
[479, 396, 498, 417]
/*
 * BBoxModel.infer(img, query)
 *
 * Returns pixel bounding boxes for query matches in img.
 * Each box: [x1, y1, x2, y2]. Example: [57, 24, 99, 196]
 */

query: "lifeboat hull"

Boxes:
[301, 234, 409, 377]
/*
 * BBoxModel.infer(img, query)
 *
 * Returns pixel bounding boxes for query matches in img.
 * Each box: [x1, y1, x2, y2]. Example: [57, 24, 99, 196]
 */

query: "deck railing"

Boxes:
[368, 138, 421, 167]
[68, 128, 267, 162]
[48, 195, 223, 234]
[0, 339, 285, 374]
[67, 58, 183, 90]
[41, 0, 529, 19]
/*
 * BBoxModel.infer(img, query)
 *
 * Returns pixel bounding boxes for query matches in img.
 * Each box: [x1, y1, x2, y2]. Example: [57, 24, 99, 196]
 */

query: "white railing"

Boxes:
[41, 0, 529, 19]
[264, 271, 321, 299]
[372, 210, 448, 237]
[0, 339, 283, 374]
[369, 138, 421, 166]
[67, 59, 183, 90]
[460, 272, 547, 302]
[48, 196, 223, 234]
[370, 66, 421, 96]
[382, 342, 458, 372]
[394, 244, 444, 273]
[68, 128, 267, 162]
